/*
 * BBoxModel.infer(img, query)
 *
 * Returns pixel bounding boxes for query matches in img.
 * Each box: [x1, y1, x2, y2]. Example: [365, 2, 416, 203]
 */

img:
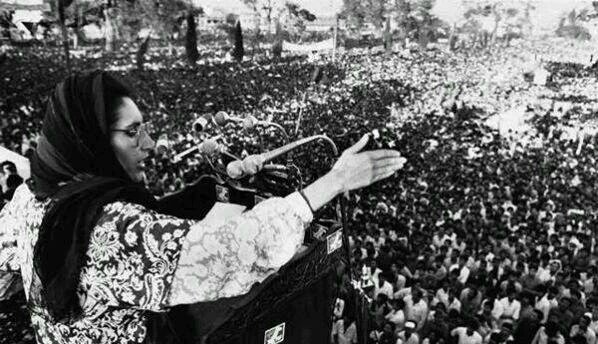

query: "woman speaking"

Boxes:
[0, 70, 404, 343]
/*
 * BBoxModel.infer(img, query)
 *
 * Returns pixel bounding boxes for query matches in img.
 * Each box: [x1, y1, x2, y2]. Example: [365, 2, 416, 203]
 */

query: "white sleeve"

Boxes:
[167, 194, 312, 305]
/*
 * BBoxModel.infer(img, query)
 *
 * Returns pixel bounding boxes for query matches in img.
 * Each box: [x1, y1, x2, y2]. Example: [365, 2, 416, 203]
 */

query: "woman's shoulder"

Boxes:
[98, 201, 190, 230]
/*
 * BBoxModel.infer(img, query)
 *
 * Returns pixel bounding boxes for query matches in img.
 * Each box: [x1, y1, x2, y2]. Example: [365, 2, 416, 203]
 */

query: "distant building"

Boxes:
[197, 7, 227, 31]
[1, 0, 50, 26]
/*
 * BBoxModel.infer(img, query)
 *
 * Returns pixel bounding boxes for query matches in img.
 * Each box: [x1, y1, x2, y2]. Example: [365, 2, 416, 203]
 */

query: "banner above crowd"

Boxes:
[282, 38, 334, 53]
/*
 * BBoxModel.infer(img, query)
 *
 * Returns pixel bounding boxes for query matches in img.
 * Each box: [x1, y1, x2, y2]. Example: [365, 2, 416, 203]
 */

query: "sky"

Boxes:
[195, 0, 595, 20]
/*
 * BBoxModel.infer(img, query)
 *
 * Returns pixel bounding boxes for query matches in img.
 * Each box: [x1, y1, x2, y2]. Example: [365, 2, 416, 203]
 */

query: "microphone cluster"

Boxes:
[163, 111, 326, 183]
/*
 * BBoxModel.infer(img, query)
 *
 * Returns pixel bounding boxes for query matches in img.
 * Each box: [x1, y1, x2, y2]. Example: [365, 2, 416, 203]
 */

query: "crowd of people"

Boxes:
[2, 37, 598, 344]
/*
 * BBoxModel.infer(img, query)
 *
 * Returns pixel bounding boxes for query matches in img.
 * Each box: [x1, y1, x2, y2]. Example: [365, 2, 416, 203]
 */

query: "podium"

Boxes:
[150, 174, 346, 344]
[146, 226, 345, 344]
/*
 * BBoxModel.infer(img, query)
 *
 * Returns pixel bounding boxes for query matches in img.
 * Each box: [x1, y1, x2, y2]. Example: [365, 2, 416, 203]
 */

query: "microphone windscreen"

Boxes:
[242, 116, 257, 130]
[199, 139, 220, 155]
[226, 161, 244, 179]
[214, 111, 229, 126]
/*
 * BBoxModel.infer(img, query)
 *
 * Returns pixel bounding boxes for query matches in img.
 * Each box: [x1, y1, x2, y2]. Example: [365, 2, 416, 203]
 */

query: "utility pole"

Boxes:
[332, 14, 338, 62]
[56, 0, 71, 73]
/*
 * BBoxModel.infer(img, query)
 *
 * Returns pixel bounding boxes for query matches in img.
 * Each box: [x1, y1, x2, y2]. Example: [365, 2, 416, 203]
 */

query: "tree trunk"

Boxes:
[104, 7, 114, 52]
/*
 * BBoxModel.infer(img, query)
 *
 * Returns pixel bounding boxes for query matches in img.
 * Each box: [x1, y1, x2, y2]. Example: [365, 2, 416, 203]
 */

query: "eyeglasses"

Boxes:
[111, 123, 150, 146]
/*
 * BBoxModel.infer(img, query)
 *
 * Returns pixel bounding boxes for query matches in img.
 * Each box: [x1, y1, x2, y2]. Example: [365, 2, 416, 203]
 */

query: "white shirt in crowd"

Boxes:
[331, 319, 357, 344]
[386, 309, 406, 331]
[498, 297, 521, 320]
[375, 280, 395, 300]
[535, 294, 558, 323]
[570, 325, 597, 344]
[334, 298, 345, 319]
[433, 288, 449, 308]
[396, 331, 420, 344]
[531, 326, 565, 344]
[396, 274, 407, 291]
[536, 266, 552, 283]
[447, 297, 462, 312]
[404, 295, 428, 331]
[450, 327, 483, 344]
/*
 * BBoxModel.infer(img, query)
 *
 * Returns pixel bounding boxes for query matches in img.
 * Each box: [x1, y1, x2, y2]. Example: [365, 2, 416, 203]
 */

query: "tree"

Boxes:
[556, 8, 591, 40]
[341, 0, 368, 30]
[185, 10, 199, 63]
[136, 33, 151, 70]
[232, 20, 244, 61]
[272, 19, 283, 57]
[280, 2, 316, 41]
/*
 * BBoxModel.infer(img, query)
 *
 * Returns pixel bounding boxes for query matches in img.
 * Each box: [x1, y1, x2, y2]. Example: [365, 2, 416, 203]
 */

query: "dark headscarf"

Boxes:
[30, 70, 159, 322]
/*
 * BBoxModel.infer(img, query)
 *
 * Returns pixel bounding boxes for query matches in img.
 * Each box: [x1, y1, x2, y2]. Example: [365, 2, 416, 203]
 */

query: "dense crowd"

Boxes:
[2, 37, 598, 344]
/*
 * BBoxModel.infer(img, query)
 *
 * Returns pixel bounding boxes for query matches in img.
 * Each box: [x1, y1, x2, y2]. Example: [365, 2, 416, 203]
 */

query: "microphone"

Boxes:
[155, 134, 170, 155]
[243, 115, 289, 140]
[192, 114, 212, 132]
[226, 160, 246, 179]
[226, 135, 337, 179]
[242, 115, 272, 130]
[172, 136, 230, 163]
[202, 140, 241, 161]
[214, 111, 242, 126]
[226, 155, 267, 179]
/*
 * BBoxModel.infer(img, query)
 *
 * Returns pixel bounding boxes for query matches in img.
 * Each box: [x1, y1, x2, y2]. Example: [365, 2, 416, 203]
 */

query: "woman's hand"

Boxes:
[329, 134, 406, 193]
[300, 134, 406, 212]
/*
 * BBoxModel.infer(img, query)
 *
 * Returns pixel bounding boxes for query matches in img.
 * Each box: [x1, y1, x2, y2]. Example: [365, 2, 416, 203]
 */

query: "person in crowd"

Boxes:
[405, 288, 429, 332]
[386, 298, 407, 334]
[375, 273, 395, 300]
[0, 161, 22, 206]
[536, 285, 559, 323]
[0, 70, 404, 343]
[333, 313, 358, 344]
[396, 320, 420, 344]
[570, 315, 597, 344]
[450, 319, 483, 344]
[531, 321, 565, 344]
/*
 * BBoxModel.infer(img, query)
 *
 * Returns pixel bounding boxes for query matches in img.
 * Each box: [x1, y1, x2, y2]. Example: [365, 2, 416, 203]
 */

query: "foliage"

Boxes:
[555, 8, 592, 41]
[114, 0, 192, 41]
[241, 0, 316, 42]
[340, 0, 445, 47]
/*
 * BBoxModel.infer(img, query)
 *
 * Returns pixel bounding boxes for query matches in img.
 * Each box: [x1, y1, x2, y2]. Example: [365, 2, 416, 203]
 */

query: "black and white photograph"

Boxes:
[1, 0, 598, 344]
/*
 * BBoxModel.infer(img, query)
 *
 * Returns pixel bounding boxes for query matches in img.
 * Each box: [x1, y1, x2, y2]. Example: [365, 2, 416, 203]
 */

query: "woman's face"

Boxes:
[109, 97, 155, 183]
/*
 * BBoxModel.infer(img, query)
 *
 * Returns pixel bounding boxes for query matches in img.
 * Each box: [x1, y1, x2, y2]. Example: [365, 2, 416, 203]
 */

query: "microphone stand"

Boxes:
[292, 136, 358, 344]
[263, 122, 290, 143]
[294, 92, 307, 137]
